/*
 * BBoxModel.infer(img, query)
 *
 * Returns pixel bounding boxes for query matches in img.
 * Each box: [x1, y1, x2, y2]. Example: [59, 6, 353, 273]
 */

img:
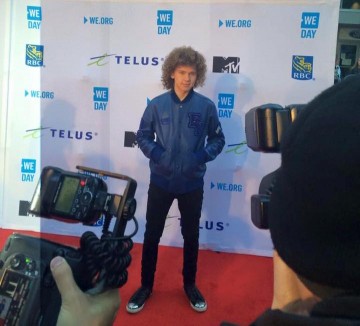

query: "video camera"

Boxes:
[245, 103, 305, 229]
[0, 166, 138, 325]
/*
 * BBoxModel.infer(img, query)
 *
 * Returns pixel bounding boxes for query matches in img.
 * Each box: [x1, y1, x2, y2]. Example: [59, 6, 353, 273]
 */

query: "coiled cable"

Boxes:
[79, 214, 138, 290]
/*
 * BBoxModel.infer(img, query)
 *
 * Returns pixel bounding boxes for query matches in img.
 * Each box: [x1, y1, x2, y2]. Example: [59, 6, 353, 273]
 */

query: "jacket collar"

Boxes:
[170, 88, 194, 103]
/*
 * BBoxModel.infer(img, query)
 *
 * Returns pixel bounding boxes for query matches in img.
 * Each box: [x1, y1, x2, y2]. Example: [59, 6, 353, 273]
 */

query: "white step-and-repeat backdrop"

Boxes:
[0, 0, 340, 256]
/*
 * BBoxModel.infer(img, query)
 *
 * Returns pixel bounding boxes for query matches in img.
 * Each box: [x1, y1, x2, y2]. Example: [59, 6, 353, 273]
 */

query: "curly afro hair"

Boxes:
[161, 46, 207, 90]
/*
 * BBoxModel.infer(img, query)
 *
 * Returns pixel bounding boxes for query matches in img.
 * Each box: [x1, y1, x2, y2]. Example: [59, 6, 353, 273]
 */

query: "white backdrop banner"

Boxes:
[0, 0, 340, 256]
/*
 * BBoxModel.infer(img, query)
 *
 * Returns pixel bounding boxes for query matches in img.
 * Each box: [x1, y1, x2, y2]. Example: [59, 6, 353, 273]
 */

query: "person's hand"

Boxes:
[50, 256, 121, 326]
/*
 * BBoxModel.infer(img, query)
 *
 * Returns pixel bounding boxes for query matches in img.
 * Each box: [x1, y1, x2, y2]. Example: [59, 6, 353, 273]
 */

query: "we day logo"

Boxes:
[157, 10, 173, 35]
[93, 87, 109, 110]
[300, 12, 320, 39]
[27, 6, 42, 29]
[218, 93, 234, 118]
[21, 159, 36, 182]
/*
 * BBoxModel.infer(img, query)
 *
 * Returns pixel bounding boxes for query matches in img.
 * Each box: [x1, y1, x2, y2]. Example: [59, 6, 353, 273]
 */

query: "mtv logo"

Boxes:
[213, 56, 240, 74]
[21, 158, 36, 173]
[18, 200, 30, 216]
[301, 12, 320, 29]
[124, 131, 138, 147]
[157, 10, 173, 26]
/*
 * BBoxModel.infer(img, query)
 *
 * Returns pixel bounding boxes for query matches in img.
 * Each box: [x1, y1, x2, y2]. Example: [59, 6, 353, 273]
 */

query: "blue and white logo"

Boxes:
[21, 159, 36, 182]
[27, 6, 42, 29]
[210, 181, 243, 192]
[300, 12, 319, 39]
[218, 93, 234, 118]
[93, 87, 109, 111]
[25, 89, 54, 99]
[292, 55, 313, 80]
[25, 44, 44, 67]
[84, 16, 113, 25]
[157, 10, 173, 35]
[218, 19, 251, 28]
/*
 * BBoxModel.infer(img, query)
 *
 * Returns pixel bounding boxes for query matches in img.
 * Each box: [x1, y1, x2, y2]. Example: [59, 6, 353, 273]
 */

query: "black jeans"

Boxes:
[141, 183, 204, 289]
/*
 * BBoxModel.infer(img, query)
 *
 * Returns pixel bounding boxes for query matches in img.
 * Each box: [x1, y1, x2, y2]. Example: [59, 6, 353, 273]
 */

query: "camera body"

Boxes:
[245, 103, 305, 229]
[29, 166, 109, 225]
[0, 233, 91, 326]
[0, 166, 138, 325]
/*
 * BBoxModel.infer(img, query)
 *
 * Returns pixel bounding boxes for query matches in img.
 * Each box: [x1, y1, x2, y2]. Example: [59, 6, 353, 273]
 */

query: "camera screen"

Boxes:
[54, 176, 80, 214]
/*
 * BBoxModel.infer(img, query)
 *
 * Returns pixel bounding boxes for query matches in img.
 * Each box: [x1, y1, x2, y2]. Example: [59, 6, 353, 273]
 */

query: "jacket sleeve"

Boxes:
[203, 105, 225, 162]
[136, 105, 165, 163]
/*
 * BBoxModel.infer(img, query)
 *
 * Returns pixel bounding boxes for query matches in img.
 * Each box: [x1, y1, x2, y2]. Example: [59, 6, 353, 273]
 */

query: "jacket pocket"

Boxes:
[151, 150, 173, 177]
[182, 153, 206, 178]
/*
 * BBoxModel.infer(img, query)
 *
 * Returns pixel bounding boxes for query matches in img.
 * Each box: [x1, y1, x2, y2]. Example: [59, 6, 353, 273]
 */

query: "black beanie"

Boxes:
[269, 74, 360, 291]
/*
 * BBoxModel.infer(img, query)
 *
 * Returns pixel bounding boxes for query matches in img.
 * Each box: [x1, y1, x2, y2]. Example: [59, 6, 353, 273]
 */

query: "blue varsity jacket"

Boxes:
[136, 89, 225, 194]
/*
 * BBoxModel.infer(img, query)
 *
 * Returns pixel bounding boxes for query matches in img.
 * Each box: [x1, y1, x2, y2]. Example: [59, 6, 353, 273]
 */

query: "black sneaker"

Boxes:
[126, 286, 152, 313]
[184, 284, 207, 312]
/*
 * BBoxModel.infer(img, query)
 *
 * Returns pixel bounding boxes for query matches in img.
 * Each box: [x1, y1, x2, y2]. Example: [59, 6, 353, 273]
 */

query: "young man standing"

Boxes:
[127, 46, 225, 314]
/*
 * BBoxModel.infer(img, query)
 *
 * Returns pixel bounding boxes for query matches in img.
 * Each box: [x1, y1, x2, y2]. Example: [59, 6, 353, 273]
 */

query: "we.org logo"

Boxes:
[292, 55, 313, 80]
[25, 44, 44, 67]
[212, 56, 240, 74]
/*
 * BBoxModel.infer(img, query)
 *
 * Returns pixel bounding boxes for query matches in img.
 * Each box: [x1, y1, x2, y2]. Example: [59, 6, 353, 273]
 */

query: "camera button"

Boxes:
[10, 254, 25, 270]
[54, 248, 66, 257]
[26, 260, 36, 272]
[81, 192, 92, 203]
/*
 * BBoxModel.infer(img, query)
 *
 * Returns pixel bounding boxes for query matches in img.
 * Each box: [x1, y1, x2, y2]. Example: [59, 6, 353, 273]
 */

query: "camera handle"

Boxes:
[76, 165, 138, 238]
[72, 166, 139, 293]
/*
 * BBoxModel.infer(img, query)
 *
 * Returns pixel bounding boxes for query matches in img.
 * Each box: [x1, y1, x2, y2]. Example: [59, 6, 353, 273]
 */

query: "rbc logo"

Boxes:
[93, 87, 109, 110]
[292, 55, 313, 80]
[301, 12, 319, 39]
[27, 6, 42, 29]
[157, 10, 173, 35]
[21, 159, 36, 182]
[25, 44, 44, 67]
[218, 93, 234, 119]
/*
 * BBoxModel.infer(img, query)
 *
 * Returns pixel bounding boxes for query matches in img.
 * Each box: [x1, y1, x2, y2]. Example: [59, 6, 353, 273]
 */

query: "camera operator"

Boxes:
[248, 74, 360, 324]
[50, 256, 120, 326]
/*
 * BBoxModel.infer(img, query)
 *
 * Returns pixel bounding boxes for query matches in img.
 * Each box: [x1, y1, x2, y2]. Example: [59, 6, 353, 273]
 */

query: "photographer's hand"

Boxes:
[50, 256, 121, 326]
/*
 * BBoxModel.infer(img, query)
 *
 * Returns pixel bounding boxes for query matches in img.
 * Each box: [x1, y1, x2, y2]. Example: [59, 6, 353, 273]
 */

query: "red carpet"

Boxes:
[0, 229, 273, 326]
